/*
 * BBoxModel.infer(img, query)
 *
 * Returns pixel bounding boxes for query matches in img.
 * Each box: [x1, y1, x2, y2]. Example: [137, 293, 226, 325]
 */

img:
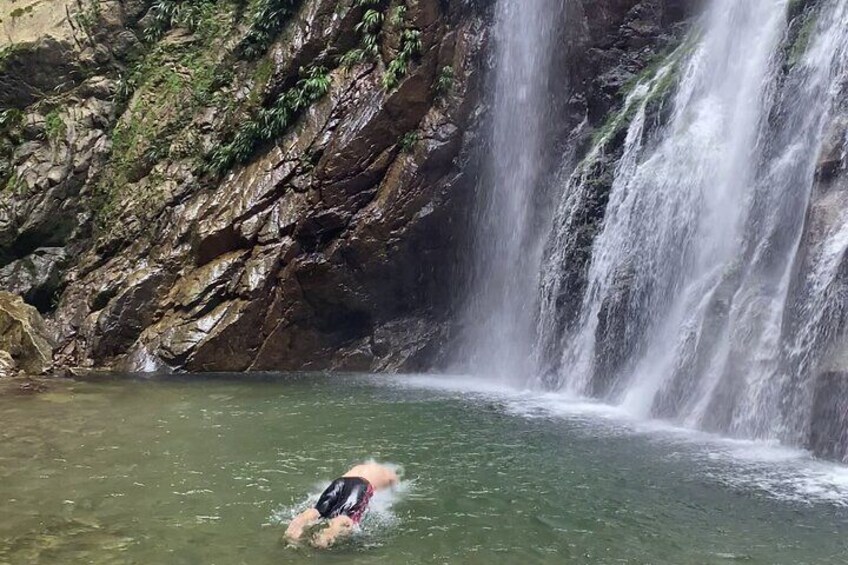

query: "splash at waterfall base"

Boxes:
[527, 0, 848, 463]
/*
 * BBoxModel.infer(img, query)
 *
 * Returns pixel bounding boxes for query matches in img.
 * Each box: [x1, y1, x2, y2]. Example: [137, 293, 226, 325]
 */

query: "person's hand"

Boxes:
[284, 522, 304, 541]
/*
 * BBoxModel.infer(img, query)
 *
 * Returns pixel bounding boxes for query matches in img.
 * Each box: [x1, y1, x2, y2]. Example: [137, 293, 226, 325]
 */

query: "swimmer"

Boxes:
[284, 461, 399, 548]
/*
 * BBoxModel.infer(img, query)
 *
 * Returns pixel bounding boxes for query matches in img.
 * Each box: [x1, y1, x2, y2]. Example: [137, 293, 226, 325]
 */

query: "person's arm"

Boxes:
[285, 508, 320, 542]
[311, 515, 355, 548]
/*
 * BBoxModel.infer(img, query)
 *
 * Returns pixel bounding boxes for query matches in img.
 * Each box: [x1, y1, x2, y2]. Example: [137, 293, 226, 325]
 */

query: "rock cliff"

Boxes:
[0, 0, 699, 373]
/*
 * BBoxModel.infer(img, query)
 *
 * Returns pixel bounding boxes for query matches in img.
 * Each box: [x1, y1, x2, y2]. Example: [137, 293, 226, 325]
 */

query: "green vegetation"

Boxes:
[0, 108, 23, 131]
[3, 171, 25, 195]
[204, 66, 332, 174]
[0, 109, 23, 189]
[236, 0, 301, 59]
[9, 5, 34, 19]
[340, 0, 386, 68]
[399, 130, 418, 153]
[44, 110, 67, 145]
[590, 98, 639, 148]
[92, 0, 242, 235]
[144, 0, 225, 42]
[87, 0, 336, 234]
[787, 8, 819, 68]
[247, 57, 275, 107]
[72, 0, 103, 45]
[390, 4, 407, 25]
[382, 28, 421, 91]
[435, 65, 454, 98]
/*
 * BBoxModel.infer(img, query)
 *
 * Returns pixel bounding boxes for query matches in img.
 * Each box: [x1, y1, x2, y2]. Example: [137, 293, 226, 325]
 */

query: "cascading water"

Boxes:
[457, 0, 559, 380]
[538, 0, 848, 453]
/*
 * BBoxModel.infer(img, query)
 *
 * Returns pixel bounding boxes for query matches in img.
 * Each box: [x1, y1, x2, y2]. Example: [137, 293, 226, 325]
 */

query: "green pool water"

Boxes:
[2, 373, 848, 564]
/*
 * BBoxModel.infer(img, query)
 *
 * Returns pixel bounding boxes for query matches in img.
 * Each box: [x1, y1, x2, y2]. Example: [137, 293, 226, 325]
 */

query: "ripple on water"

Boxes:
[2, 375, 848, 564]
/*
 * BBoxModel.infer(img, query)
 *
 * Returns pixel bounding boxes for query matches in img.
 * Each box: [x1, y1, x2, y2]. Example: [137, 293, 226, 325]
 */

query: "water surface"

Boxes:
[2, 373, 848, 564]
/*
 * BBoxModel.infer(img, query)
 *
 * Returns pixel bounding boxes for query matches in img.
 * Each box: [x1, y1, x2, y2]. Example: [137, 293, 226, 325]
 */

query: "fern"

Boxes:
[237, 0, 302, 60]
[339, 0, 387, 67]
[205, 66, 332, 174]
[382, 28, 421, 91]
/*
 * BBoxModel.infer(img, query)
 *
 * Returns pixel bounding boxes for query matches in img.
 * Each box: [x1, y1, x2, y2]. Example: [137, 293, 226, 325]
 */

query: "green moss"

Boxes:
[591, 35, 694, 149]
[44, 110, 67, 144]
[787, 8, 819, 68]
[591, 100, 639, 148]
[9, 5, 34, 18]
[247, 57, 275, 107]
[3, 172, 25, 196]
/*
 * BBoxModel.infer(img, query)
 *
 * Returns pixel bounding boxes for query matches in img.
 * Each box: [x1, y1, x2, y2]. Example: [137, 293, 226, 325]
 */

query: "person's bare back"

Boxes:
[284, 462, 399, 548]
[343, 462, 399, 490]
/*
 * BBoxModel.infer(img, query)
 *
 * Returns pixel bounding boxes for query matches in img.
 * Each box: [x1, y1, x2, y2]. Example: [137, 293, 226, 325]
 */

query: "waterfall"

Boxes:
[457, 0, 560, 380]
[538, 0, 848, 450]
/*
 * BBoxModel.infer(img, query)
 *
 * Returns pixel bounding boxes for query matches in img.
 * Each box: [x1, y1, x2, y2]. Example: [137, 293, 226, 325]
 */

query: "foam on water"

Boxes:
[379, 374, 848, 507]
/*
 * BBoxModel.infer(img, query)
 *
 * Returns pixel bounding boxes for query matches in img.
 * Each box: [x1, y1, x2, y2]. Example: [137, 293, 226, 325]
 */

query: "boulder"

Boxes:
[0, 350, 16, 378]
[0, 291, 54, 375]
[0, 247, 67, 311]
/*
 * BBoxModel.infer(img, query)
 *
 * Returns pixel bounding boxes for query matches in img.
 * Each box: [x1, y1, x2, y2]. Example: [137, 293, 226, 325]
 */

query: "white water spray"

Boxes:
[458, 0, 560, 382]
[538, 0, 848, 451]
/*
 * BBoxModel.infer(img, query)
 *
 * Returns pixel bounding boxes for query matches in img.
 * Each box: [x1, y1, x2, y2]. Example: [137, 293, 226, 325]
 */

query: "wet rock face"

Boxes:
[810, 372, 848, 463]
[0, 248, 67, 312]
[3, 0, 492, 373]
[0, 291, 54, 375]
[3, 0, 702, 373]
[797, 85, 848, 461]
[0, 351, 16, 378]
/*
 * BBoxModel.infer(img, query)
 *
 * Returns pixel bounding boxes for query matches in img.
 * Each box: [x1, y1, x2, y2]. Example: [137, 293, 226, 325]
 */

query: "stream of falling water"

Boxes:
[457, 0, 560, 380]
[538, 0, 848, 451]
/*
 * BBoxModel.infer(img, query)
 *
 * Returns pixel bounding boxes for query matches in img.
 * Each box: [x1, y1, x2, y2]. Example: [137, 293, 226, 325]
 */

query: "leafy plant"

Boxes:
[382, 28, 421, 91]
[204, 66, 332, 174]
[338, 0, 386, 68]
[355, 1, 386, 58]
[0, 108, 24, 131]
[339, 48, 366, 68]
[44, 110, 67, 144]
[435, 65, 454, 97]
[237, 0, 302, 60]
[143, 0, 235, 45]
[399, 130, 418, 153]
[390, 4, 407, 26]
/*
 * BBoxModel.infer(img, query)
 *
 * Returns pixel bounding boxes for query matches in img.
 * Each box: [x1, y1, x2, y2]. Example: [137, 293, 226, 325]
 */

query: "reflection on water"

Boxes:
[1, 374, 848, 564]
